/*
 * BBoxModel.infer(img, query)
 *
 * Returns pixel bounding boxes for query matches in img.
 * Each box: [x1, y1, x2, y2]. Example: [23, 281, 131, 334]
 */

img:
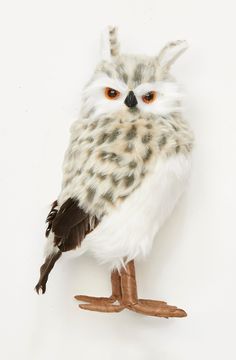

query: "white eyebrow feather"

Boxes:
[134, 81, 182, 97]
[84, 76, 128, 94]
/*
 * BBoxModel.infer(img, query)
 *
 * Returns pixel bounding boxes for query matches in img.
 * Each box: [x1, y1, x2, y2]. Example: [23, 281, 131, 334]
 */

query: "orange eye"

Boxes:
[142, 91, 157, 104]
[104, 87, 120, 100]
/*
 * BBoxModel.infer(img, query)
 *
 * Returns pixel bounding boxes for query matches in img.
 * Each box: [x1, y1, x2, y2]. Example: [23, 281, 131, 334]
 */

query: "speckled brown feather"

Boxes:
[58, 111, 193, 220]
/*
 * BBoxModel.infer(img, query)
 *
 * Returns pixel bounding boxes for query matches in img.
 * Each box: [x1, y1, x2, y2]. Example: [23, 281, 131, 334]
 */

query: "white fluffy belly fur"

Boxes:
[79, 153, 191, 270]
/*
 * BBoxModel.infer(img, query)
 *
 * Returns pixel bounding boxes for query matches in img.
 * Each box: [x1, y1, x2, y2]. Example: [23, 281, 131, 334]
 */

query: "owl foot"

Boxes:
[125, 299, 187, 318]
[75, 296, 186, 317]
[74, 262, 187, 318]
[74, 268, 123, 312]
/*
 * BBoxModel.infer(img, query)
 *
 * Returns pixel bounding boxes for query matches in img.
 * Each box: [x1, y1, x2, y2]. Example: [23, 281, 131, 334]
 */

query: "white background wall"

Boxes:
[1, 0, 236, 359]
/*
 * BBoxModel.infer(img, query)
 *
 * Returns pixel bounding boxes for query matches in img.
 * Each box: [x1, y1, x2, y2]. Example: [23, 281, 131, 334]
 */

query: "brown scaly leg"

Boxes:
[120, 260, 187, 318]
[75, 270, 125, 313]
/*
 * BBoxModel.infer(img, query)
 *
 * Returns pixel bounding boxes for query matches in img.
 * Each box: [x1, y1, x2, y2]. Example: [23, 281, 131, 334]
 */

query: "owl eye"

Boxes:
[142, 91, 157, 104]
[104, 87, 120, 100]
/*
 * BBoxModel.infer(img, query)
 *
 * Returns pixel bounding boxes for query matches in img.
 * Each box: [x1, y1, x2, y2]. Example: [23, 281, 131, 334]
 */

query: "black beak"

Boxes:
[124, 91, 138, 108]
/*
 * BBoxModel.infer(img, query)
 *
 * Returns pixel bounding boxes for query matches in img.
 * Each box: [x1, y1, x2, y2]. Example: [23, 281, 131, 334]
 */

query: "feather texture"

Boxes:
[45, 200, 58, 237]
[80, 153, 191, 269]
[35, 199, 99, 293]
[52, 198, 99, 252]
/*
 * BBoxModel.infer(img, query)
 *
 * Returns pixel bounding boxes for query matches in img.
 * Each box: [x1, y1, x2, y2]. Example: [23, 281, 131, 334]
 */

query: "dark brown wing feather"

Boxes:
[52, 198, 99, 251]
[45, 200, 58, 237]
[35, 198, 99, 294]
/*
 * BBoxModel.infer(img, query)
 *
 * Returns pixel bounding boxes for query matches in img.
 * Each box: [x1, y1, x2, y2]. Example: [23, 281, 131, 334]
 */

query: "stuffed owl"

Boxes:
[35, 27, 193, 318]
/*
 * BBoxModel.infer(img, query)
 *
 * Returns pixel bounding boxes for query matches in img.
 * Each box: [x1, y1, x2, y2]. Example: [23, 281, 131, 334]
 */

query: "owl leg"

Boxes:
[75, 270, 125, 312]
[120, 260, 187, 318]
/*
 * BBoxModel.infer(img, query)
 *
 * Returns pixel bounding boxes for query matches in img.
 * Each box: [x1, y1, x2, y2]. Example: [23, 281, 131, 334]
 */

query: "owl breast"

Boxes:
[59, 111, 189, 219]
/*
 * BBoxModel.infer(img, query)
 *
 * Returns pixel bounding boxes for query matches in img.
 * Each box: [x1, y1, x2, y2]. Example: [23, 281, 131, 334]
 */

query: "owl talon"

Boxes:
[139, 299, 167, 306]
[79, 302, 125, 313]
[128, 301, 187, 318]
[74, 295, 117, 304]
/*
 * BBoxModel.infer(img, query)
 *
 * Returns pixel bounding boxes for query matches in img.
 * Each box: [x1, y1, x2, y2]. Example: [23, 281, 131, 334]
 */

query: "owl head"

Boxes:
[81, 27, 188, 120]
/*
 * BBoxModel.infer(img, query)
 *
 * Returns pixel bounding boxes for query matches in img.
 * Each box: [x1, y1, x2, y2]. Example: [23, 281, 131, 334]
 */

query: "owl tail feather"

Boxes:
[35, 250, 62, 294]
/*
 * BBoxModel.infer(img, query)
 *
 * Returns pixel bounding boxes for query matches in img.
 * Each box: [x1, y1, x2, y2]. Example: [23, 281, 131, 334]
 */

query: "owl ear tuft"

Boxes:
[156, 40, 188, 71]
[100, 26, 120, 62]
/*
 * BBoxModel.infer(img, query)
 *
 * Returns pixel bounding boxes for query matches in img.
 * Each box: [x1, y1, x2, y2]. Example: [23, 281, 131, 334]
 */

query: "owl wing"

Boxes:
[35, 118, 100, 293]
[35, 198, 99, 294]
